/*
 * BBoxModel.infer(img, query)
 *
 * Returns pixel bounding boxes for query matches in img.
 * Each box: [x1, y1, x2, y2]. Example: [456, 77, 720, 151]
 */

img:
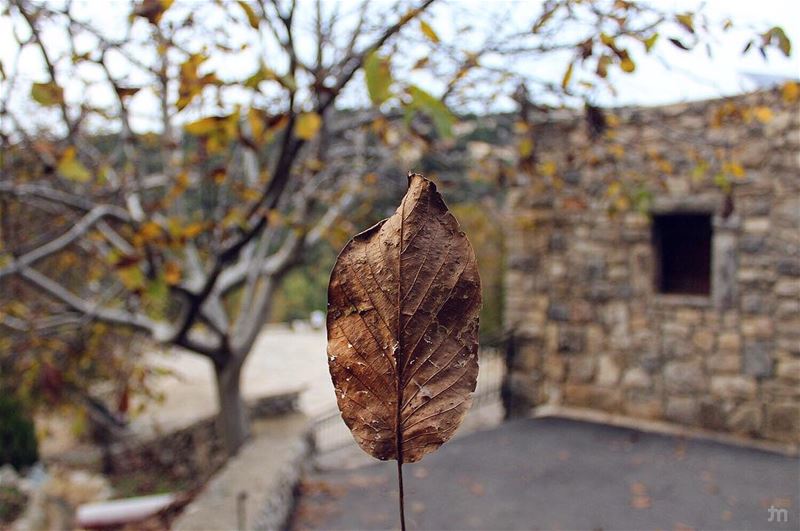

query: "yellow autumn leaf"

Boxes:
[118, 267, 145, 291]
[184, 116, 219, 136]
[620, 56, 636, 73]
[609, 144, 625, 159]
[518, 138, 534, 158]
[267, 209, 283, 226]
[539, 160, 557, 177]
[248, 107, 265, 141]
[139, 221, 162, 242]
[164, 261, 182, 285]
[183, 222, 205, 239]
[419, 20, 440, 43]
[295, 112, 321, 140]
[241, 188, 261, 201]
[643, 33, 659, 53]
[753, 106, 773, 124]
[222, 209, 246, 228]
[237, 0, 259, 28]
[676, 13, 694, 33]
[57, 147, 92, 182]
[561, 62, 574, 90]
[614, 195, 630, 211]
[782, 81, 799, 103]
[657, 159, 674, 174]
[723, 161, 745, 178]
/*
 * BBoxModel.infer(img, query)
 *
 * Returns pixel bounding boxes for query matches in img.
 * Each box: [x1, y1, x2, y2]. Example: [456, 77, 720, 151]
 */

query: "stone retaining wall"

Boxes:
[105, 391, 300, 484]
[504, 87, 799, 443]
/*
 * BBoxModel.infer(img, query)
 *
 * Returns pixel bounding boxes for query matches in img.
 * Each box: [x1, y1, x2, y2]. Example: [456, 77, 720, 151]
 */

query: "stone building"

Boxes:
[503, 87, 799, 443]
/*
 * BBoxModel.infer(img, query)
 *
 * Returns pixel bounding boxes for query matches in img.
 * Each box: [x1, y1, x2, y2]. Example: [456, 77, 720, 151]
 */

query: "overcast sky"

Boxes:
[588, 0, 800, 105]
[1, 0, 798, 134]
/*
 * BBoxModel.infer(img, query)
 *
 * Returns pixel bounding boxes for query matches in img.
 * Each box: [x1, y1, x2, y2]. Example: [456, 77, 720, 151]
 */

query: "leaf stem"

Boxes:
[396, 176, 407, 531]
[397, 459, 407, 531]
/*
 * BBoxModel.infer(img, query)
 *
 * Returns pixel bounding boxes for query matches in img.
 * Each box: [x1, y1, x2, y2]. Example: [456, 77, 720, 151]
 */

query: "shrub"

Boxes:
[0, 395, 38, 470]
[0, 486, 28, 525]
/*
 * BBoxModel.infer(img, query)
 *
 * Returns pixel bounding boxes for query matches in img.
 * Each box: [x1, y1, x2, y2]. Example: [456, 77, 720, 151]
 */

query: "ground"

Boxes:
[136, 325, 333, 430]
[292, 417, 800, 531]
[40, 326, 332, 455]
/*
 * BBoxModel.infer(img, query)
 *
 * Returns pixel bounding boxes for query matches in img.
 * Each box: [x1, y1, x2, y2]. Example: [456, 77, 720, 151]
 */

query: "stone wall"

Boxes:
[104, 391, 300, 485]
[504, 87, 799, 443]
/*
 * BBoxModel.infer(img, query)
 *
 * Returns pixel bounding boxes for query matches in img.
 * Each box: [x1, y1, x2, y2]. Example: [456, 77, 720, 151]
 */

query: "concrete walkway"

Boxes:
[174, 413, 309, 531]
[39, 327, 331, 456]
[135, 326, 332, 433]
[291, 417, 800, 531]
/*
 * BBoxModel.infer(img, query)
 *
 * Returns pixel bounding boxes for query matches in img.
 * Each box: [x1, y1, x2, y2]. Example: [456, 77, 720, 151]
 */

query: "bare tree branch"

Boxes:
[0, 205, 130, 278]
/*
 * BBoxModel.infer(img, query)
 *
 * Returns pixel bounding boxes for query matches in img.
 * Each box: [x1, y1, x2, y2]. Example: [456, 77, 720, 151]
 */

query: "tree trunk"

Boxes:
[214, 359, 250, 455]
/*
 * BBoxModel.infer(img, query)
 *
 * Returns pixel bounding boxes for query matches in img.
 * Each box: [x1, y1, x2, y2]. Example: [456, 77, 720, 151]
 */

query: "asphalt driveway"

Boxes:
[291, 417, 799, 531]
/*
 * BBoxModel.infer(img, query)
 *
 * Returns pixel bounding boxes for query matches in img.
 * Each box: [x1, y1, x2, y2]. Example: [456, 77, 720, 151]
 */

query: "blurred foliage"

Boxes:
[271, 244, 336, 323]
[0, 485, 28, 525]
[270, 196, 505, 344]
[0, 0, 792, 451]
[0, 395, 38, 470]
[451, 202, 504, 342]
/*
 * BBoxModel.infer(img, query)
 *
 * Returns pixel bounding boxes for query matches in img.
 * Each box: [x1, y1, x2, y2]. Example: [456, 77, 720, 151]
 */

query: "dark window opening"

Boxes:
[652, 214, 712, 295]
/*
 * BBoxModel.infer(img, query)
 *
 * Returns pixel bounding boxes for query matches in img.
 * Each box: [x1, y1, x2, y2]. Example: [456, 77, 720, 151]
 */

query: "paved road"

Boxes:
[291, 417, 800, 531]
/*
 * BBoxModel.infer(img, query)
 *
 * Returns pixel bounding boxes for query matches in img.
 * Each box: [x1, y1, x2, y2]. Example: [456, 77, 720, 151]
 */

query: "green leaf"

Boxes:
[364, 52, 392, 105]
[714, 172, 731, 193]
[31, 81, 63, 107]
[419, 20, 440, 43]
[407, 86, 455, 138]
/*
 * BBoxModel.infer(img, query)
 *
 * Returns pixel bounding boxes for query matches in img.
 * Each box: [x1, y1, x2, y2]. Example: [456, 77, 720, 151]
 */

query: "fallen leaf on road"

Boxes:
[630, 481, 651, 509]
[631, 496, 652, 509]
[674, 440, 687, 460]
[469, 481, 486, 496]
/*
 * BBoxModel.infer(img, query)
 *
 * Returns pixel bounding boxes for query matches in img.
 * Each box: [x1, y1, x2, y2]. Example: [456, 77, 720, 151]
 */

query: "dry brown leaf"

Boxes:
[631, 496, 652, 509]
[326, 173, 481, 464]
